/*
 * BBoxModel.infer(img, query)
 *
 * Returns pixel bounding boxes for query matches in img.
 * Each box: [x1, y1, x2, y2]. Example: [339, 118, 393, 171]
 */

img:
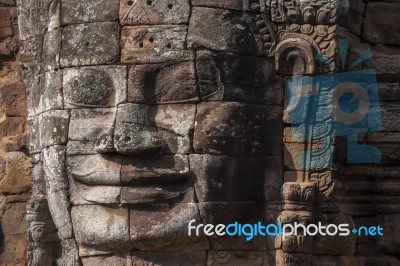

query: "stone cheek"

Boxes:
[68, 108, 116, 143]
[130, 203, 209, 250]
[193, 102, 283, 156]
[27, 110, 69, 153]
[71, 205, 132, 256]
[128, 62, 198, 104]
[189, 154, 283, 202]
[196, 52, 283, 104]
[60, 22, 120, 67]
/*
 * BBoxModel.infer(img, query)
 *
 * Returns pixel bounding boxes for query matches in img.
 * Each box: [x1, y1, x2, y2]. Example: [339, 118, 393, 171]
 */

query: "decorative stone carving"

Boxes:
[248, 0, 277, 56]
[271, 0, 337, 24]
[276, 24, 337, 74]
[16, 0, 400, 265]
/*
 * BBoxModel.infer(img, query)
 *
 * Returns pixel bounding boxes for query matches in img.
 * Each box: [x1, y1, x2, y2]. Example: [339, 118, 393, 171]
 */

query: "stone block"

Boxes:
[24, 70, 63, 117]
[71, 205, 132, 256]
[39, 110, 69, 148]
[0, 7, 12, 39]
[380, 105, 400, 132]
[61, 0, 119, 25]
[120, 179, 194, 204]
[0, 234, 27, 265]
[198, 202, 278, 250]
[367, 132, 400, 143]
[337, 0, 365, 36]
[19, 29, 61, 74]
[26, 116, 41, 154]
[42, 29, 61, 70]
[0, 154, 31, 194]
[189, 154, 283, 202]
[67, 141, 97, 155]
[46, 189, 74, 240]
[69, 181, 121, 205]
[17, 0, 59, 40]
[191, 0, 250, 11]
[0, 117, 25, 137]
[372, 143, 400, 165]
[63, 66, 127, 108]
[207, 251, 270, 266]
[364, 45, 400, 75]
[363, 3, 400, 45]
[31, 161, 46, 196]
[19, 34, 43, 73]
[131, 251, 206, 266]
[61, 22, 120, 67]
[187, 7, 260, 55]
[1, 203, 27, 236]
[130, 203, 209, 250]
[378, 83, 400, 101]
[128, 61, 198, 104]
[121, 155, 190, 185]
[81, 253, 132, 266]
[193, 102, 283, 156]
[69, 108, 116, 142]
[196, 51, 283, 104]
[121, 25, 193, 64]
[67, 154, 122, 186]
[115, 104, 196, 154]
[0, 81, 26, 117]
[120, 0, 190, 25]
[42, 145, 68, 192]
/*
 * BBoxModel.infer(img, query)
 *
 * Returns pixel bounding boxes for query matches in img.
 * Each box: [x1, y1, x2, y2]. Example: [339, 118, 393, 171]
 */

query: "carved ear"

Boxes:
[275, 37, 317, 76]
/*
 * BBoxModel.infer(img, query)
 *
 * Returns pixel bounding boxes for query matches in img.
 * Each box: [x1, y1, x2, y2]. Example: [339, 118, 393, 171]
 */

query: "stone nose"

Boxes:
[113, 125, 164, 155]
[101, 103, 164, 155]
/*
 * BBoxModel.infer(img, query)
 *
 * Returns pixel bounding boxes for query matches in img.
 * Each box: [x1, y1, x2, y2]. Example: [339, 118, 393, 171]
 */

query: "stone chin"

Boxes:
[71, 203, 208, 257]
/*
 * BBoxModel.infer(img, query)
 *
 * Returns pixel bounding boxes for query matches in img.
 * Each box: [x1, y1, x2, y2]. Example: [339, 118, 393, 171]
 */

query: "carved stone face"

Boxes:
[20, 0, 285, 262]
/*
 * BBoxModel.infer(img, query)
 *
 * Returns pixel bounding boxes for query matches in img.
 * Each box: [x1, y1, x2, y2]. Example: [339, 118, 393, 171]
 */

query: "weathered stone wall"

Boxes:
[0, 0, 397, 265]
[0, 0, 31, 265]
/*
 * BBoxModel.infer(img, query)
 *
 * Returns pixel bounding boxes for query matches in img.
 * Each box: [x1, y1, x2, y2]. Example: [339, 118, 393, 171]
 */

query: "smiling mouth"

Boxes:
[68, 154, 193, 204]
